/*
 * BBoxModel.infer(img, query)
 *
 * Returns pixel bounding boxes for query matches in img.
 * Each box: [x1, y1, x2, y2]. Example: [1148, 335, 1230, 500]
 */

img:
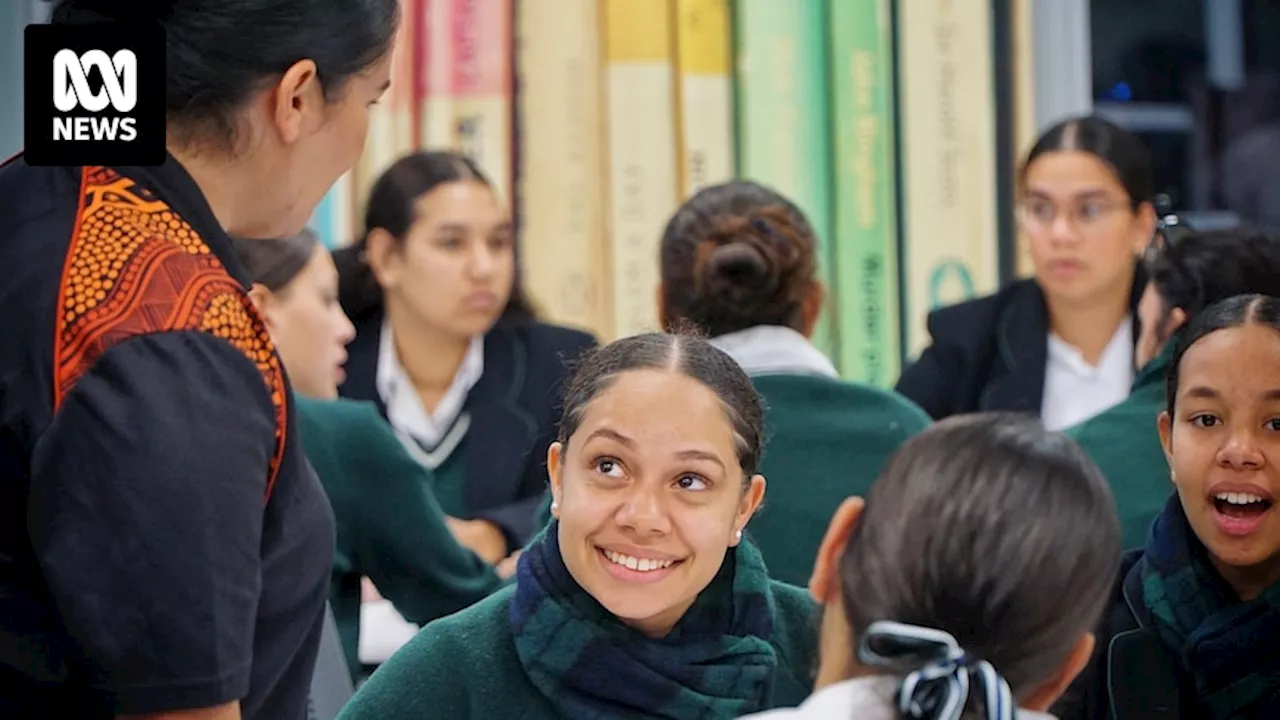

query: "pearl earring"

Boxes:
[550, 501, 559, 513]
[734, 530, 742, 542]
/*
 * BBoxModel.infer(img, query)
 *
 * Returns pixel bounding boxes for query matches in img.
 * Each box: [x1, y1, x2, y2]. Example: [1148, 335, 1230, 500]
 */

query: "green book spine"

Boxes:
[733, 0, 837, 364]
[828, 0, 901, 386]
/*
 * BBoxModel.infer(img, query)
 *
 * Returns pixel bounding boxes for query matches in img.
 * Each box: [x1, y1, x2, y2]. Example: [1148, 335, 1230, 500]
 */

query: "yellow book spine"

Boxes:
[673, 0, 735, 197]
[601, 0, 679, 337]
[515, 0, 612, 338]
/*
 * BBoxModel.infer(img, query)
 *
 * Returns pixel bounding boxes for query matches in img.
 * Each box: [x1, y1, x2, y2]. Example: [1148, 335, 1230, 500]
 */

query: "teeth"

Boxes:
[1216, 492, 1268, 505]
[603, 550, 675, 572]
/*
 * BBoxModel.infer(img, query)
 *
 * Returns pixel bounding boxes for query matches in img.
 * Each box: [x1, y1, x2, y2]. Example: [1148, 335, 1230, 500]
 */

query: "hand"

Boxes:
[447, 516, 508, 565]
[496, 550, 522, 580]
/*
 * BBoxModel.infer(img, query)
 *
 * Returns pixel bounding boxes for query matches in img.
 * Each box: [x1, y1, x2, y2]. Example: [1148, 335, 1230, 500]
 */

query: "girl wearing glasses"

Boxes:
[896, 116, 1156, 431]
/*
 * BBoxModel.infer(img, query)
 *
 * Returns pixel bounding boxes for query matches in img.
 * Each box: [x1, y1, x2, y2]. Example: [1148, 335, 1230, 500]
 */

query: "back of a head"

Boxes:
[658, 181, 818, 337]
[49, 0, 399, 154]
[1148, 224, 1280, 332]
[840, 413, 1121, 710]
[230, 229, 320, 293]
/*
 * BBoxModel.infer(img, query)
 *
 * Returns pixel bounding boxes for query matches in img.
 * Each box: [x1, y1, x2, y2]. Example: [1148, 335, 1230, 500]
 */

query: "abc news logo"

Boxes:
[24, 23, 164, 166]
[53, 49, 139, 142]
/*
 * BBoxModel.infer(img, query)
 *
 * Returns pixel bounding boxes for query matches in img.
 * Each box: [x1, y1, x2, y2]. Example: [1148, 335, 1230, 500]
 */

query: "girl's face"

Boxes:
[1020, 150, 1153, 307]
[547, 368, 765, 637]
[1159, 323, 1280, 598]
[369, 180, 515, 341]
[253, 246, 356, 398]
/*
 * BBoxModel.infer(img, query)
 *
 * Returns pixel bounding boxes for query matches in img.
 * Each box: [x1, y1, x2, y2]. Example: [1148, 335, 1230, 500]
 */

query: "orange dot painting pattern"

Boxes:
[53, 166, 288, 501]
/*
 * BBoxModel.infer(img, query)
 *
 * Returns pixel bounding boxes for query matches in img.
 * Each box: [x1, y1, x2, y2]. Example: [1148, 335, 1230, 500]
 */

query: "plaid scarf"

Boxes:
[509, 520, 780, 719]
[1139, 495, 1280, 718]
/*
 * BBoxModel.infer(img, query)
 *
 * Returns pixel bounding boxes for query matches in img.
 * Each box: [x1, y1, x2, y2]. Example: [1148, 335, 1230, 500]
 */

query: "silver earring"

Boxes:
[734, 530, 742, 541]
[550, 501, 559, 513]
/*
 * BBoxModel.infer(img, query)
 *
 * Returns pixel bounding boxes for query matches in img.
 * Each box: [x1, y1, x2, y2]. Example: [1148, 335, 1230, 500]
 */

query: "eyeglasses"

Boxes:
[1016, 197, 1130, 236]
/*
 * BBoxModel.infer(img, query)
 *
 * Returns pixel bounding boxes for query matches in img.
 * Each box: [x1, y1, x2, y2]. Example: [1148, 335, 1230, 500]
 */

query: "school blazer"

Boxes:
[339, 313, 597, 548]
[895, 264, 1146, 421]
[1052, 550, 1193, 720]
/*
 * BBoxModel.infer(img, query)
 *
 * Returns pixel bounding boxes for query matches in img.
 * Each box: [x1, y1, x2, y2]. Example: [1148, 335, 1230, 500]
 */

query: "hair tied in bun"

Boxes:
[711, 239, 768, 286]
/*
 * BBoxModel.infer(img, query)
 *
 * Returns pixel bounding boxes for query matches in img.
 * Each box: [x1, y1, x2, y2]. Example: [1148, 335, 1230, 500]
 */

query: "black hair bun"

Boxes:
[706, 242, 771, 289]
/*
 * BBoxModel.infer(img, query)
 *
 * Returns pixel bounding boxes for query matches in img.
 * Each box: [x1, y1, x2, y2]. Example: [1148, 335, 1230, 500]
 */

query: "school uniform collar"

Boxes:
[113, 152, 250, 288]
[740, 675, 1059, 719]
[375, 316, 485, 463]
[708, 325, 839, 379]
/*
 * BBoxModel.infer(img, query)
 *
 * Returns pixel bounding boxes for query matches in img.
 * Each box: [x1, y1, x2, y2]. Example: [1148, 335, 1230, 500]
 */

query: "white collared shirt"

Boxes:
[738, 675, 1058, 719]
[1040, 316, 1134, 431]
[375, 317, 484, 468]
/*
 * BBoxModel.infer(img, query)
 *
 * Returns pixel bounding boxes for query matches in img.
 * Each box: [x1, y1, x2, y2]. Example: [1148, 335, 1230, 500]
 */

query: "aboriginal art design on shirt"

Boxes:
[52, 165, 288, 499]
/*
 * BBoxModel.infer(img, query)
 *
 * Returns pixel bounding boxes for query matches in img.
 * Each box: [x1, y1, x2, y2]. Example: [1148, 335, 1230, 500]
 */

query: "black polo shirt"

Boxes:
[0, 154, 336, 719]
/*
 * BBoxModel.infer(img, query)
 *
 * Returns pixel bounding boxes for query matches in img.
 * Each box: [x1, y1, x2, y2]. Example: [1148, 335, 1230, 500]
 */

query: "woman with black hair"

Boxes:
[896, 116, 1155, 429]
[333, 151, 597, 563]
[1059, 294, 1280, 719]
[0, 1, 397, 718]
[1064, 224, 1280, 548]
[230, 230, 506, 682]
[742, 413, 1121, 719]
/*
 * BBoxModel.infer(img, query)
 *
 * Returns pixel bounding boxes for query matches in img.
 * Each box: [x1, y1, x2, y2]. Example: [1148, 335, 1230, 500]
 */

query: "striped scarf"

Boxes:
[509, 521, 780, 719]
[1139, 494, 1280, 717]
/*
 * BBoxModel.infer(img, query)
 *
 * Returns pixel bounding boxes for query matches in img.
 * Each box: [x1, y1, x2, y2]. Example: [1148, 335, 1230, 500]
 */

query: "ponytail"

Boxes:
[859, 621, 1013, 720]
[333, 241, 384, 324]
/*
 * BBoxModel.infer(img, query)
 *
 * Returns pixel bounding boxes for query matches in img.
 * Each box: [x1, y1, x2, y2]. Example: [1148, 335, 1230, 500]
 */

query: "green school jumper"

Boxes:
[1064, 343, 1176, 549]
[294, 395, 505, 678]
[747, 375, 932, 586]
[336, 580, 819, 719]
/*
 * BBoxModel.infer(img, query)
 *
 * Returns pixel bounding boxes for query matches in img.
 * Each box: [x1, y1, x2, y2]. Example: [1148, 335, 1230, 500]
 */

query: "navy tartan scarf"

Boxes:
[509, 520, 780, 719]
[1139, 494, 1280, 718]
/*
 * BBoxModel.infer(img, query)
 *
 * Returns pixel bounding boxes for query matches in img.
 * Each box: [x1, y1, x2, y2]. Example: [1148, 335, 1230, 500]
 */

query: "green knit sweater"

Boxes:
[294, 395, 505, 678]
[337, 580, 819, 719]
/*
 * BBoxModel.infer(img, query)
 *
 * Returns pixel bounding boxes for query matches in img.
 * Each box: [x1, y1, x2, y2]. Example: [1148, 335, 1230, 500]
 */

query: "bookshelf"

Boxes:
[311, 0, 1027, 387]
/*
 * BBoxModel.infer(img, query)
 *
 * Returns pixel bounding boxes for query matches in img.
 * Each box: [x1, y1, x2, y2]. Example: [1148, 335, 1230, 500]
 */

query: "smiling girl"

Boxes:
[338, 333, 818, 719]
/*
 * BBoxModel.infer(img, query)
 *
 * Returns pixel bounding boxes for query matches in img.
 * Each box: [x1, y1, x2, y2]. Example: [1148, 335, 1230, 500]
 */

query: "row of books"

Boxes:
[309, 0, 1038, 387]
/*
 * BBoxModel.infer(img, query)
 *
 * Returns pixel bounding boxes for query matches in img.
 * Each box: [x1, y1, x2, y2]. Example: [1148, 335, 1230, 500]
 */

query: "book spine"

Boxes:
[734, 0, 836, 361]
[829, 0, 902, 386]
[1011, 0, 1036, 278]
[421, 0, 455, 149]
[450, 0, 515, 207]
[673, 0, 735, 198]
[897, 0, 1000, 359]
[514, 0, 613, 338]
[601, 0, 680, 338]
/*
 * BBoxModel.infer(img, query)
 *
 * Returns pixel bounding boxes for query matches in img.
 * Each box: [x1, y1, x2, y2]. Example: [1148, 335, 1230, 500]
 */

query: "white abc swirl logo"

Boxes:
[53, 49, 137, 113]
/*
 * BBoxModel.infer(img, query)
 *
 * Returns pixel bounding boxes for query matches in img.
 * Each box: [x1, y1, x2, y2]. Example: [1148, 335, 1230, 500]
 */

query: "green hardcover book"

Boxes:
[828, 0, 901, 386]
[734, 0, 837, 364]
